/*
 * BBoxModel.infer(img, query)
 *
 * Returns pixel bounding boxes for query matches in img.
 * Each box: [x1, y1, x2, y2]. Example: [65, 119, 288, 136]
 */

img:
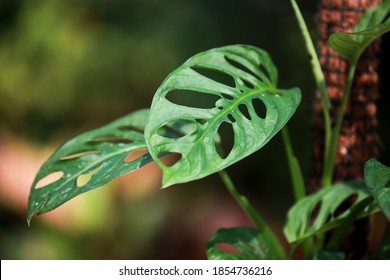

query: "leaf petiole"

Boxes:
[322, 63, 357, 187]
[290, 0, 332, 160]
[218, 169, 286, 259]
[281, 127, 305, 201]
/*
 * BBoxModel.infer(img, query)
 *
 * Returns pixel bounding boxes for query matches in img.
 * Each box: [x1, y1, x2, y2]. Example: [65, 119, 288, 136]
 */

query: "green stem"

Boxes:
[281, 127, 306, 201]
[302, 237, 315, 259]
[288, 240, 314, 259]
[281, 127, 316, 259]
[218, 170, 286, 259]
[322, 63, 357, 187]
[288, 243, 300, 259]
[290, 0, 332, 156]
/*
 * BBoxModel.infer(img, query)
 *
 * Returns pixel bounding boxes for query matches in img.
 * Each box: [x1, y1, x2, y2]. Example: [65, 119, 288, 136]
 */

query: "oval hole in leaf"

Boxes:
[384, 14, 390, 23]
[88, 135, 133, 144]
[310, 201, 322, 226]
[35, 171, 64, 189]
[60, 150, 100, 161]
[224, 55, 263, 81]
[191, 66, 235, 88]
[252, 98, 266, 119]
[259, 64, 272, 81]
[238, 104, 251, 120]
[241, 78, 255, 89]
[118, 125, 144, 134]
[333, 194, 358, 218]
[157, 120, 197, 139]
[215, 243, 242, 254]
[221, 93, 234, 101]
[77, 167, 101, 187]
[159, 153, 182, 167]
[216, 121, 234, 159]
[227, 114, 236, 123]
[196, 119, 208, 125]
[123, 149, 148, 163]
[166, 90, 220, 109]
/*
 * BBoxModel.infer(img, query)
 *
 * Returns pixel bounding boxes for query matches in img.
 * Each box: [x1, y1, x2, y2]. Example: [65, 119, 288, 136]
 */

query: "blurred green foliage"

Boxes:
[3, 0, 359, 260]
[0, 0, 317, 140]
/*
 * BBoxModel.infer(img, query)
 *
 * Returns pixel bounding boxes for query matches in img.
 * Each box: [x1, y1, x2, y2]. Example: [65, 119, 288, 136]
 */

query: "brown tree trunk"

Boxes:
[311, 0, 382, 259]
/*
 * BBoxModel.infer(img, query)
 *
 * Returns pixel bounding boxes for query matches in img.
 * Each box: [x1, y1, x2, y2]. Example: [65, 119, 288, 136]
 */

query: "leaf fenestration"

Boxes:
[329, 1, 390, 62]
[145, 45, 301, 187]
[27, 109, 188, 223]
[27, 109, 152, 222]
[283, 182, 374, 243]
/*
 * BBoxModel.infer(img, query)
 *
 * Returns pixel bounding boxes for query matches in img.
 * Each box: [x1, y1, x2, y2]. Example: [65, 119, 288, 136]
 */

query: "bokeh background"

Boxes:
[1, 0, 389, 259]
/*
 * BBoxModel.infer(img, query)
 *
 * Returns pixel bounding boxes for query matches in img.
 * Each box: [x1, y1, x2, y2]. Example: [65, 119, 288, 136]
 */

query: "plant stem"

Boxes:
[322, 63, 357, 187]
[281, 127, 317, 258]
[288, 243, 300, 259]
[281, 127, 306, 201]
[290, 0, 332, 157]
[218, 170, 286, 259]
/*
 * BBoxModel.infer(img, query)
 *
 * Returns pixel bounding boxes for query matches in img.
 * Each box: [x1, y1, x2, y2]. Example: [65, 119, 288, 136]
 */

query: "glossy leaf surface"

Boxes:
[364, 158, 390, 221]
[27, 109, 179, 223]
[206, 227, 278, 260]
[284, 182, 373, 243]
[145, 45, 301, 187]
[329, 0, 390, 62]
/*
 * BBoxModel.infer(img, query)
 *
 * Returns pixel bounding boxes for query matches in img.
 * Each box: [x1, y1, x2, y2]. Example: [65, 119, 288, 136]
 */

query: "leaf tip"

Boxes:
[160, 169, 180, 188]
[26, 213, 34, 227]
[27, 195, 38, 226]
[161, 179, 174, 189]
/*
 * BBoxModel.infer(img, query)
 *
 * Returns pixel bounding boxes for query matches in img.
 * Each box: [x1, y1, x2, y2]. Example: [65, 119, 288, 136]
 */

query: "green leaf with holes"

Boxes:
[27, 109, 187, 223]
[283, 182, 375, 243]
[145, 45, 301, 187]
[329, 0, 390, 62]
[206, 227, 279, 260]
[364, 158, 390, 221]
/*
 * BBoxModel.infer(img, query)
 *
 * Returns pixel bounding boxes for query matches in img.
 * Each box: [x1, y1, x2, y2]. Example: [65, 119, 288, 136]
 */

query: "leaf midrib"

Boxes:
[164, 85, 279, 173]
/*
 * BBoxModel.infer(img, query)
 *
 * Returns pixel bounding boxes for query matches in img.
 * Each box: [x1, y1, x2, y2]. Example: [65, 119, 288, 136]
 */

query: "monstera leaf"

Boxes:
[145, 45, 301, 187]
[364, 159, 390, 221]
[329, 0, 390, 62]
[27, 109, 187, 223]
[283, 182, 375, 243]
[206, 227, 279, 260]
